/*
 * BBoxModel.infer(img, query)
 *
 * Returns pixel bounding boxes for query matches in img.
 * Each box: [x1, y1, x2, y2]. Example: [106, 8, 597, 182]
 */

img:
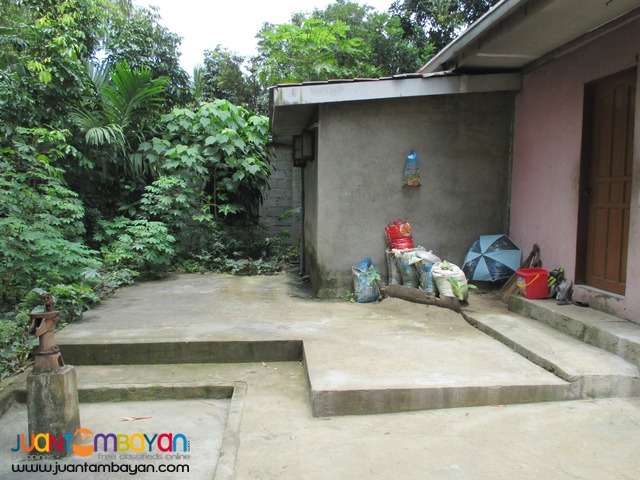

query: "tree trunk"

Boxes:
[380, 283, 462, 313]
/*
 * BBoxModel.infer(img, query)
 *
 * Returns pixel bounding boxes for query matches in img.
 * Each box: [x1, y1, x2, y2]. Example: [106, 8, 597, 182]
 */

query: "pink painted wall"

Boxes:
[510, 15, 640, 321]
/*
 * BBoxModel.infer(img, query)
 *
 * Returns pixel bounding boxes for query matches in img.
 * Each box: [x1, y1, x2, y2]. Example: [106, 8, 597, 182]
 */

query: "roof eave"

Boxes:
[419, 0, 528, 74]
[270, 72, 521, 141]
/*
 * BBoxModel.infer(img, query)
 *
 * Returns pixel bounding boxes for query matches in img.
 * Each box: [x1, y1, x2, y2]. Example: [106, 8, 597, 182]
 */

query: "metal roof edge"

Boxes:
[271, 72, 521, 109]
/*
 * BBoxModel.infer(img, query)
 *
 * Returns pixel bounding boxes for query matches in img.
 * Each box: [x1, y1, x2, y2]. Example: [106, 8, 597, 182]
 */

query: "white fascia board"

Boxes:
[272, 73, 521, 108]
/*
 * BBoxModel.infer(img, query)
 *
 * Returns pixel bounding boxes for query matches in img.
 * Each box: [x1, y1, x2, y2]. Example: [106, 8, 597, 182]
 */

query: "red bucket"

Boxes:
[517, 268, 548, 299]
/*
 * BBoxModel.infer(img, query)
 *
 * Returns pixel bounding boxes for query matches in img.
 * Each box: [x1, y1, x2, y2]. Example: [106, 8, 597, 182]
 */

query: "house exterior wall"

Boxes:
[304, 93, 515, 297]
[510, 17, 640, 321]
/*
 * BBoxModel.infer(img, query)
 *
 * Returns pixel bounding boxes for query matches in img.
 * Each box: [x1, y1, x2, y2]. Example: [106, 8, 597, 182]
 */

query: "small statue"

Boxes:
[29, 293, 64, 373]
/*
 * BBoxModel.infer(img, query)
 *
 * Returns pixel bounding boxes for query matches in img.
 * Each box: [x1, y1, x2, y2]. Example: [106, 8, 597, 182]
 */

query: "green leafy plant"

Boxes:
[341, 291, 358, 303]
[449, 276, 477, 302]
[95, 217, 176, 278]
[70, 61, 169, 178]
[48, 283, 101, 324]
[0, 128, 101, 306]
[139, 100, 271, 221]
[0, 311, 34, 380]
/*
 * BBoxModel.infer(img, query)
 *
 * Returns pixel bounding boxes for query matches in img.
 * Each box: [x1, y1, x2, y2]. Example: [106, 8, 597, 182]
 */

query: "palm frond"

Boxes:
[69, 108, 125, 148]
[85, 59, 111, 91]
[101, 62, 168, 128]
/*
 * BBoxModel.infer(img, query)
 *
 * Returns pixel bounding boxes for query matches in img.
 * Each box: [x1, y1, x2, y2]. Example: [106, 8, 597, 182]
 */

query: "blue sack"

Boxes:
[352, 258, 380, 303]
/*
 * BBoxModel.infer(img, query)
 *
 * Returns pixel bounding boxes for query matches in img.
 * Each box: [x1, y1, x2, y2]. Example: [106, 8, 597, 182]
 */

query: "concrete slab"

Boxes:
[303, 306, 570, 415]
[3, 363, 640, 479]
[3, 273, 640, 478]
[54, 274, 571, 414]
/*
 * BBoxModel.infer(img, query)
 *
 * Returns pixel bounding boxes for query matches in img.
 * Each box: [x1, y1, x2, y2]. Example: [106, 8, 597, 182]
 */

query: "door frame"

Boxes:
[576, 67, 636, 294]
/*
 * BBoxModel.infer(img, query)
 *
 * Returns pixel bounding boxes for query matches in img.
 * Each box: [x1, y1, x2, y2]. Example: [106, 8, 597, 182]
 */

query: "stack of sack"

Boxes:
[385, 219, 470, 302]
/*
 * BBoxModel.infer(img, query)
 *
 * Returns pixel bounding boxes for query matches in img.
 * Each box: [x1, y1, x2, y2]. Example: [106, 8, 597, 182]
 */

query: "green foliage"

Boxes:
[139, 100, 271, 222]
[188, 222, 292, 276]
[95, 217, 176, 278]
[310, 0, 433, 75]
[0, 0, 102, 129]
[254, 0, 433, 86]
[47, 283, 101, 324]
[133, 100, 277, 274]
[71, 61, 169, 178]
[0, 312, 33, 380]
[103, 6, 192, 108]
[199, 46, 264, 113]
[255, 17, 367, 85]
[391, 0, 500, 53]
[0, 128, 101, 306]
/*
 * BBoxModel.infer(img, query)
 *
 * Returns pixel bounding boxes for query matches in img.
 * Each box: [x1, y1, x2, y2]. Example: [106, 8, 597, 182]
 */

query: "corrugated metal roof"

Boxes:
[270, 70, 453, 90]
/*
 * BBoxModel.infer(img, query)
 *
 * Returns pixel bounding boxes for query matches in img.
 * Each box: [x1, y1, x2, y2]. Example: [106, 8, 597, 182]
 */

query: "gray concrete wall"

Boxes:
[260, 144, 302, 243]
[304, 92, 515, 297]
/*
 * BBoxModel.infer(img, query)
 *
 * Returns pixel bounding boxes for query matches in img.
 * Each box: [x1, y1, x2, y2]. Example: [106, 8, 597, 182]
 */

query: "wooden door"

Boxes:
[583, 69, 636, 295]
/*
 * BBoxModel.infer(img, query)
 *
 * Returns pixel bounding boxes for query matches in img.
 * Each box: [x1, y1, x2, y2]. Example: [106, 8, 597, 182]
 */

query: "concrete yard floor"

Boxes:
[2, 273, 640, 479]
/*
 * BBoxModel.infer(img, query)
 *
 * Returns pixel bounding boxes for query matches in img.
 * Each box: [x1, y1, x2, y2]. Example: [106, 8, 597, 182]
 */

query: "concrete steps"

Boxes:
[462, 295, 640, 400]
[509, 296, 640, 368]
[307, 381, 572, 417]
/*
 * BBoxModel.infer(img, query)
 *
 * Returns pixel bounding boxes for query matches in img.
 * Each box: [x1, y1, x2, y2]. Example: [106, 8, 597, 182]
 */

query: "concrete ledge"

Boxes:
[59, 340, 304, 365]
[13, 383, 234, 404]
[310, 383, 573, 417]
[508, 296, 640, 368]
[0, 372, 25, 417]
[215, 382, 246, 480]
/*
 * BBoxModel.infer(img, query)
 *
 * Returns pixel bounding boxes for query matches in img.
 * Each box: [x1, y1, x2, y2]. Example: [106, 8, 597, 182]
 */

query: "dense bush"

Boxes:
[0, 103, 286, 380]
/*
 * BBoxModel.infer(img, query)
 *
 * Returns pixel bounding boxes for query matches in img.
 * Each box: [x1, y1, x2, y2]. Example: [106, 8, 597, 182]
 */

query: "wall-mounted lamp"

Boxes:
[292, 131, 314, 167]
